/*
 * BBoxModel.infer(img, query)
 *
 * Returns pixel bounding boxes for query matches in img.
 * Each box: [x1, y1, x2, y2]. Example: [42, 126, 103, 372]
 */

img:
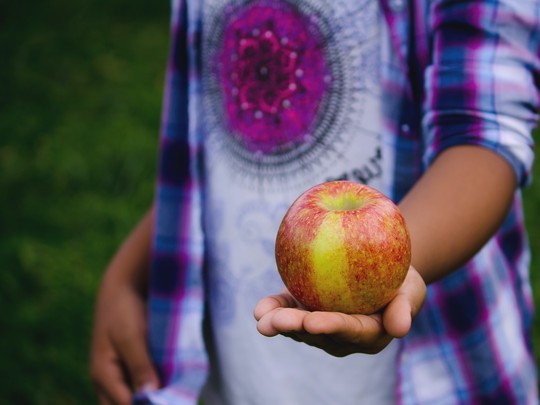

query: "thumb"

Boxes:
[382, 266, 426, 338]
[382, 292, 412, 338]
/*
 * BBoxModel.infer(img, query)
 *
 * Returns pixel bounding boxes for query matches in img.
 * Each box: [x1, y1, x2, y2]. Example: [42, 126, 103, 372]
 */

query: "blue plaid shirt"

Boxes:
[142, 0, 540, 403]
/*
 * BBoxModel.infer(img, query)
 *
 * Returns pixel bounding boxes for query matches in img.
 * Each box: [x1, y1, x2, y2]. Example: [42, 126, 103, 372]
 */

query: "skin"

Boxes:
[89, 207, 160, 405]
[254, 145, 516, 354]
[89, 145, 517, 402]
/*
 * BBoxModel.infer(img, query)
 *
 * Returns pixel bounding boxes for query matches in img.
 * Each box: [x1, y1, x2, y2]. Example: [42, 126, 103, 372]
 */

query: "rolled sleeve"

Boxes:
[423, 0, 540, 186]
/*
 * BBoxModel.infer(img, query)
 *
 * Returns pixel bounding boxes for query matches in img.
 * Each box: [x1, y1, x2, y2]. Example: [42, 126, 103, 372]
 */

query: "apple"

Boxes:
[275, 180, 411, 314]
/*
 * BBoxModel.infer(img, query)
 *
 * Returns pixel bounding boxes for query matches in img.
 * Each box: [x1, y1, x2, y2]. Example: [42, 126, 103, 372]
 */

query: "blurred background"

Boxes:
[0, 0, 539, 403]
[1, 0, 167, 403]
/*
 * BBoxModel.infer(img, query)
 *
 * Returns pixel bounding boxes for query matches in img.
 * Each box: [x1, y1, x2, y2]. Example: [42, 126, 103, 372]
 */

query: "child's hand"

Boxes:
[89, 282, 160, 405]
[254, 266, 426, 357]
[89, 208, 160, 405]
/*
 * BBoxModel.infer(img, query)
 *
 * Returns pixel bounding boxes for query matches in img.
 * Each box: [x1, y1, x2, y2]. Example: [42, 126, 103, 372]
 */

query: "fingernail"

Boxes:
[137, 381, 158, 393]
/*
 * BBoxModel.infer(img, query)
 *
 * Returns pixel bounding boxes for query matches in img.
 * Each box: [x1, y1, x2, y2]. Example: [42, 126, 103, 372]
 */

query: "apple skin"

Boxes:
[275, 180, 411, 315]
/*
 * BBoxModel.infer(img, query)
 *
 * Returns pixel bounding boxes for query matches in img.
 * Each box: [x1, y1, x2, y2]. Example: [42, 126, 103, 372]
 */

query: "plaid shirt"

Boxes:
[141, 0, 540, 403]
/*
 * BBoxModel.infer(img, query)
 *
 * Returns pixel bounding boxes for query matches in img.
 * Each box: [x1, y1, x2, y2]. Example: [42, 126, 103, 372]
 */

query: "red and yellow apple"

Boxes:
[275, 180, 411, 314]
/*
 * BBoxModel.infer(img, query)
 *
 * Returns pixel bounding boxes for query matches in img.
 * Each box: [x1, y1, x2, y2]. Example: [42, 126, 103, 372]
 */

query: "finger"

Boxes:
[289, 330, 391, 357]
[90, 323, 134, 405]
[256, 307, 309, 337]
[97, 392, 116, 405]
[97, 394, 110, 405]
[271, 307, 311, 332]
[253, 291, 298, 321]
[112, 330, 160, 393]
[383, 267, 427, 338]
[383, 295, 411, 338]
[287, 332, 349, 356]
[109, 291, 160, 393]
[303, 311, 387, 345]
[406, 267, 427, 317]
[91, 357, 133, 405]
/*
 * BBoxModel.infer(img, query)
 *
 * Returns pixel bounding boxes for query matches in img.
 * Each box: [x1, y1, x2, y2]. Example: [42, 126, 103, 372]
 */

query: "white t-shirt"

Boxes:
[200, 0, 397, 403]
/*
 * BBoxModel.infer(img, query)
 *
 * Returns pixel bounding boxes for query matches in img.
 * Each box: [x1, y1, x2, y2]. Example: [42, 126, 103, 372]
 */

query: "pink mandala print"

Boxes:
[203, 0, 353, 186]
[219, 2, 330, 155]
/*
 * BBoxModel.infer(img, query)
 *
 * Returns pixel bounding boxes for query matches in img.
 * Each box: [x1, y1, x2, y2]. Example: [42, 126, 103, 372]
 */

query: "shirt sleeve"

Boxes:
[422, 0, 540, 187]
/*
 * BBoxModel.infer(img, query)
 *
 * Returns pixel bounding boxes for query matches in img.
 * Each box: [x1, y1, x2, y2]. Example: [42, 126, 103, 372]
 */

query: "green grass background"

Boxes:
[0, 0, 539, 403]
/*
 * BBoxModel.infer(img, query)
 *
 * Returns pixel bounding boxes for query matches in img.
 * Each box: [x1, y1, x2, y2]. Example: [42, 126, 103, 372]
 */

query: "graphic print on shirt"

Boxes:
[202, 0, 383, 191]
[204, 196, 291, 325]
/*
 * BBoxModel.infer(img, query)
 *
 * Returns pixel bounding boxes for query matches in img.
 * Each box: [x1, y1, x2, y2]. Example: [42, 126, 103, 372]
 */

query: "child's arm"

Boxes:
[89, 206, 160, 404]
[254, 144, 516, 355]
[399, 145, 516, 284]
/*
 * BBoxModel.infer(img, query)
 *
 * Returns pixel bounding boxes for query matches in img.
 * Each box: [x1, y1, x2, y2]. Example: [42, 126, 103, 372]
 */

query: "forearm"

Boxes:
[398, 145, 516, 284]
[99, 205, 155, 297]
